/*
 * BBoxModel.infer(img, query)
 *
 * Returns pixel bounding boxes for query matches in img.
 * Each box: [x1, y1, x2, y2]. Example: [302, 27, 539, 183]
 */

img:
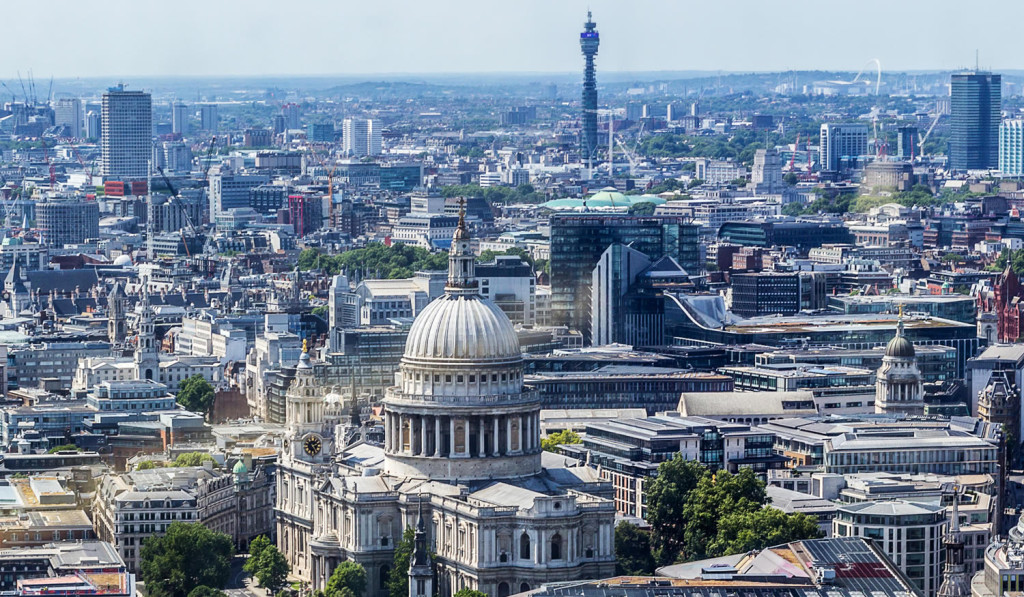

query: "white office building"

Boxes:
[999, 119, 1024, 176]
[342, 118, 382, 156]
[819, 123, 868, 173]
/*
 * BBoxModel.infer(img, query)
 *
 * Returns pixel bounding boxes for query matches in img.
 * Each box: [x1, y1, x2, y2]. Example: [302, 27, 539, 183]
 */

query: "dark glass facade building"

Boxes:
[550, 214, 700, 344]
[950, 71, 1000, 172]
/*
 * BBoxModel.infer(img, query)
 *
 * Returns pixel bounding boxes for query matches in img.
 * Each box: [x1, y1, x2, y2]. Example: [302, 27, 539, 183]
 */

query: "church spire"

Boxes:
[408, 496, 433, 597]
[937, 487, 970, 597]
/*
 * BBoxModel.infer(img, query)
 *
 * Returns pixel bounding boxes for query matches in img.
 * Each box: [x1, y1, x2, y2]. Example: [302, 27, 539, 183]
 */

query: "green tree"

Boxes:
[135, 460, 158, 470]
[186, 587, 228, 597]
[247, 535, 271, 560]
[177, 375, 215, 415]
[681, 468, 767, 561]
[645, 457, 708, 564]
[325, 561, 367, 597]
[708, 508, 823, 557]
[783, 172, 798, 186]
[541, 430, 581, 452]
[174, 452, 216, 467]
[47, 444, 79, 453]
[628, 202, 657, 216]
[453, 590, 487, 597]
[387, 528, 415, 597]
[248, 544, 289, 593]
[312, 305, 329, 319]
[140, 522, 235, 597]
[614, 522, 656, 576]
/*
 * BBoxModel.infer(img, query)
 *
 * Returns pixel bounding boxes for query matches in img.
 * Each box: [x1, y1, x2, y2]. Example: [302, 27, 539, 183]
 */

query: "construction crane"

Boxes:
[789, 133, 800, 171]
[308, 145, 339, 227]
[917, 113, 943, 161]
[40, 140, 55, 191]
[155, 166, 200, 258]
[69, 145, 93, 186]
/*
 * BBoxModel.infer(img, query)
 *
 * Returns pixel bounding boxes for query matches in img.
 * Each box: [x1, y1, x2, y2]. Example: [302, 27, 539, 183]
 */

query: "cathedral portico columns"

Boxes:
[492, 417, 501, 456]
[478, 417, 486, 457]
[434, 416, 442, 457]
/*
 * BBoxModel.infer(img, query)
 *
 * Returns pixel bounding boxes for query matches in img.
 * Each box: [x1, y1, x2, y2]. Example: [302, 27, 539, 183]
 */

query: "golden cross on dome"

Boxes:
[302, 338, 308, 353]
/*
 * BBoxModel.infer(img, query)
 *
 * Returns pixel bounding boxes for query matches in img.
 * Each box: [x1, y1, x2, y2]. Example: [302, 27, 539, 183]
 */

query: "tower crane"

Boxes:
[155, 166, 200, 258]
[917, 113, 943, 161]
[308, 146, 339, 227]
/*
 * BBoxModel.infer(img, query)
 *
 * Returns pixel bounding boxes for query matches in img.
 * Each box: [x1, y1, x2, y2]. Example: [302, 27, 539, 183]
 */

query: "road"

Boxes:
[225, 555, 264, 597]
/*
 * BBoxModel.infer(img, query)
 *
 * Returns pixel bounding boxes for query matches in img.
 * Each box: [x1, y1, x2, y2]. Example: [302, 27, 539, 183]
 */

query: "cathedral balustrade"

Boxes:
[385, 390, 540, 407]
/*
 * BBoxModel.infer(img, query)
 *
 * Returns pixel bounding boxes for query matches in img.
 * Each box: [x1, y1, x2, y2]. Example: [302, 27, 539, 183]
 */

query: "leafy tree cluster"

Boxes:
[177, 375, 215, 415]
[174, 452, 216, 467]
[541, 429, 582, 453]
[386, 528, 416, 597]
[321, 561, 366, 597]
[642, 457, 822, 565]
[440, 183, 547, 204]
[477, 247, 534, 267]
[628, 202, 658, 216]
[990, 247, 1024, 275]
[245, 536, 290, 594]
[638, 130, 784, 165]
[614, 522, 657, 575]
[136, 460, 160, 470]
[47, 444, 80, 453]
[297, 244, 449, 279]
[311, 305, 329, 319]
[140, 522, 235, 597]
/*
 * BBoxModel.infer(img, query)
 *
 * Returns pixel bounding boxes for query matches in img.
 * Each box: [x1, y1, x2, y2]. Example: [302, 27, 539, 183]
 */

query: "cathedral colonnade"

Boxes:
[383, 410, 541, 457]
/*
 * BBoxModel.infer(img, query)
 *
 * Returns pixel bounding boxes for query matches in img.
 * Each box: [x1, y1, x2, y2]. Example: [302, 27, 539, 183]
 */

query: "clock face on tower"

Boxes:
[304, 435, 322, 456]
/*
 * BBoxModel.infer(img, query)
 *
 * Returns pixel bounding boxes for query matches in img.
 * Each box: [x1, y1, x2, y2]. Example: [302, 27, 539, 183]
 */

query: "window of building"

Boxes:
[520, 532, 530, 559]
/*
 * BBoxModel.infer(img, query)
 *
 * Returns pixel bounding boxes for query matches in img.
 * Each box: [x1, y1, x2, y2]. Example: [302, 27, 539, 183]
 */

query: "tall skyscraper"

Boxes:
[171, 101, 189, 136]
[752, 148, 782, 191]
[579, 11, 599, 164]
[199, 104, 218, 132]
[342, 118, 381, 156]
[1000, 119, 1024, 175]
[950, 71, 1001, 172]
[101, 85, 152, 178]
[53, 98, 83, 138]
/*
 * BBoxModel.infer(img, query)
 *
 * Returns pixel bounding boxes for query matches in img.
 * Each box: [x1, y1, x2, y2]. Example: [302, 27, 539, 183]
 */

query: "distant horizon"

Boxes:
[2, 0, 1022, 81]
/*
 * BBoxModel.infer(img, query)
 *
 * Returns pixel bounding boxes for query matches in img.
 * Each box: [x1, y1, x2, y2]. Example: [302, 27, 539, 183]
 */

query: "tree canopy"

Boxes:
[325, 561, 367, 597]
[177, 375, 215, 415]
[244, 540, 289, 594]
[297, 243, 449, 279]
[453, 590, 487, 597]
[173, 452, 216, 467]
[641, 456, 822, 565]
[140, 522, 235, 597]
[386, 528, 416, 597]
[186, 587, 228, 597]
[440, 183, 547, 204]
[541, 430, 582, 453]
[614, 522, 656, 576]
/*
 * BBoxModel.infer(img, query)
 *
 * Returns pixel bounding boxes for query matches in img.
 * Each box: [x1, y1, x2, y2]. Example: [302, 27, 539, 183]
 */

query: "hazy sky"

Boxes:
[2, 0, 1021, 79]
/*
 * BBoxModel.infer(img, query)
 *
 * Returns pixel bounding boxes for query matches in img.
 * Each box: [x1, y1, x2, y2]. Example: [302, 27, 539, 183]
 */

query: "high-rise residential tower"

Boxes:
[579, 11, 599, 165]
[1000, 119, 1024, 175]
[342, 118, 381, 156]
[199, 104, 218, 132]
[53, 98, 83, 138]
[101, 85, 152, 178]
[171, 101, 189, 136]
[950, 71, 1000, 172]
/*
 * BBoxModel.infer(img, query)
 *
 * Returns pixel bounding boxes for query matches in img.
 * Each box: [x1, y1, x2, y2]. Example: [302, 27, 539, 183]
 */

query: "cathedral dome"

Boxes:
[884, 322, 915, 358]
[403, 294, 520, 363]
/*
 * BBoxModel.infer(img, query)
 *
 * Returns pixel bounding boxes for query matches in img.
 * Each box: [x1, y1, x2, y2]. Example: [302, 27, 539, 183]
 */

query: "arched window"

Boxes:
[379, 564, 390, 589]
[551, 533, 562, 560]
[519, 532, 531, 559]
[498, 582, 510, 597]
[520, 583, 531, 593]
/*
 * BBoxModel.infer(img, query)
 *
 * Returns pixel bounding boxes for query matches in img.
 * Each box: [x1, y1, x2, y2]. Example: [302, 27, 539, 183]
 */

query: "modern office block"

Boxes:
[1000, 119, 1024, 176]
[950, 71, 1000, 172]
[819, 123, 868, 173]
[100, 85, 152, 178]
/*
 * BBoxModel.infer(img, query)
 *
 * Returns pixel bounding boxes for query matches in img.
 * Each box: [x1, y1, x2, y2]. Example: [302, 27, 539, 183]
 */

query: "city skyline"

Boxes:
[3, 0, 1024, 79]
